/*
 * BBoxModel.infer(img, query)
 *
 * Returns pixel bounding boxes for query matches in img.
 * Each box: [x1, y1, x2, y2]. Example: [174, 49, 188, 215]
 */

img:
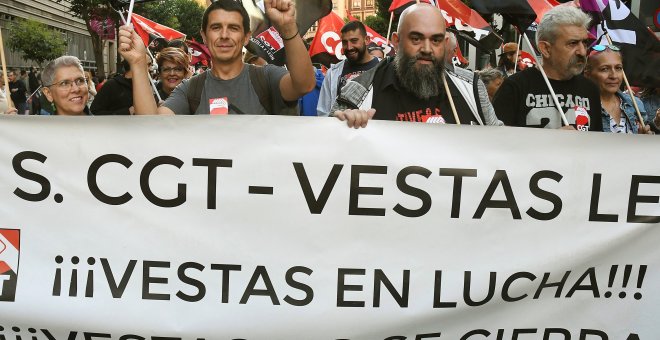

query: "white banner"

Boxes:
[0, 115, 658, 340]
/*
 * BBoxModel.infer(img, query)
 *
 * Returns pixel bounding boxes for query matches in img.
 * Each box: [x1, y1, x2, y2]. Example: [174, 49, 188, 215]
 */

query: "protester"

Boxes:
[477, 68, 505, 101]
[497, 42, 520, 78]
[368, 45, 385, 59]
[0, 75, 8, 114]
[119, 0, 315, 115]
[20, 69, 30, 93]
[167, 40, 195, 76]
[91, 59, 139, 115]
[584, 45, 652, 134]
[7, 70, 28, 115]
[39, 56, 90, 116]
[638, 87, 659, 133]
[82, 71, 96, 109]
[155, 47, 191, 100]
[332, 4, 500, 128]
[317, 21, 380, 117]
[243, 50, 268, 66]
[492, 4, 603, 131]
[299, 66, 324, 116]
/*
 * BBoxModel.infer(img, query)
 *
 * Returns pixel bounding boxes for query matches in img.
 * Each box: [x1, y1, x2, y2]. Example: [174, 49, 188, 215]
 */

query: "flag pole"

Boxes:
[386, 12, 394, 45]
[522, 33, 569, 126]
[117, 10, 162, 103]
[442, 72, 460, 125]
[513, 33, 522, 73]
[0, 28, 15, 110]
[602, 34, 645, 129]
[593, 13, 646, 128]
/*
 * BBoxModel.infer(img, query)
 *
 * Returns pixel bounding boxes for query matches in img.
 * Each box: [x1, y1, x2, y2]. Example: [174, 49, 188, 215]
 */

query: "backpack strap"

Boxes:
[247, 64, 274, 114]
[186, 71, 207, 115]
[472, 71, 486, 124]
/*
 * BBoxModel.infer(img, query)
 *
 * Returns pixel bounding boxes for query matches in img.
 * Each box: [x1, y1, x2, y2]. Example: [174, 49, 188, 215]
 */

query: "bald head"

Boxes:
[397, 4, 446, 34]
[392, 4, 447, 100]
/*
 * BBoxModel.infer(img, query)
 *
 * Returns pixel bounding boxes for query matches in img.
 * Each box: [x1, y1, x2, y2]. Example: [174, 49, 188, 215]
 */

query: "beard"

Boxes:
[567, 54, 587, 76]
[502, 57, 516, 69]
[394, 51, 445, 100]
[346, 45, 367, 63]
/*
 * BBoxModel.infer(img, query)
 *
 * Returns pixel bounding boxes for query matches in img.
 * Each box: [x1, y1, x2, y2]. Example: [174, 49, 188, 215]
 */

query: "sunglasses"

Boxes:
[590, 44, 621, 52]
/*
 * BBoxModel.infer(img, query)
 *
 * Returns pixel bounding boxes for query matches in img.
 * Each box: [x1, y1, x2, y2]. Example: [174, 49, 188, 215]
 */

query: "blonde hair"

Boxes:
[156, 47, 190, 73]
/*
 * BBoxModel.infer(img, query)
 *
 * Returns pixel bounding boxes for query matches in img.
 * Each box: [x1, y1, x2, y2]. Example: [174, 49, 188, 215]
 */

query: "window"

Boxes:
[352, 0, 361, 9]
[366, 0, 373, 7]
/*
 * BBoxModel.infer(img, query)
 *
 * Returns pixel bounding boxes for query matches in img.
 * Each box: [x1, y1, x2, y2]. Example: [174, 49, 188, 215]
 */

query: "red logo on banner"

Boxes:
[0, 229, 20, 302]
[574, 106, 590, 131]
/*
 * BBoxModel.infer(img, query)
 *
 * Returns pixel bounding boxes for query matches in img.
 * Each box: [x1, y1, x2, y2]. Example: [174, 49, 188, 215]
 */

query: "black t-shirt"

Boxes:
[371, 61, 479, 124]
[337, 57, 380, 97]
[492, 67, 603, 131]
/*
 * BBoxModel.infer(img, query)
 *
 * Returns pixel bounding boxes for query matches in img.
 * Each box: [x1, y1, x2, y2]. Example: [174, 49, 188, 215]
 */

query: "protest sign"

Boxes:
[0, 116, 658, 339]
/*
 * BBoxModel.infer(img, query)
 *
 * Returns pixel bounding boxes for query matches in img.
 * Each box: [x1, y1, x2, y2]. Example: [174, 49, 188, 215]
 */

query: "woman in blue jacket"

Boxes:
[585, 45, 653, 134]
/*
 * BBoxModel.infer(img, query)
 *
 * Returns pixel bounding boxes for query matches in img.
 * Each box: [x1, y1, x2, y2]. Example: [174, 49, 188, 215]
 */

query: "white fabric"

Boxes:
[0, 115, 657, 338]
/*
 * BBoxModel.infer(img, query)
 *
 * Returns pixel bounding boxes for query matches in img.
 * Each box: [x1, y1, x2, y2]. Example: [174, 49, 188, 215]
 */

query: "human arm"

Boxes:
[265, 0, 315, 101]
[118, 25, 173, 115]
[476, 78, 503, 126]
[333, 109, 376, 128]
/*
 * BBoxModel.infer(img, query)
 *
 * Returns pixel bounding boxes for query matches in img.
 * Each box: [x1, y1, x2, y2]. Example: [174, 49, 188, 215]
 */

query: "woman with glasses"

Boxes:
[584, 44, 652, 134]
[155, 47, 190, 101]
[40, 56, 90, 115]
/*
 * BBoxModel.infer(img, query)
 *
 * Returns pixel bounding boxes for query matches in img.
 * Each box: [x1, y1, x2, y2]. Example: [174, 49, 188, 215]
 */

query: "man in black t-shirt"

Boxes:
[316, 21, 379, 116]
[492, 5, 602, 132]
[331, 4, 497, 127]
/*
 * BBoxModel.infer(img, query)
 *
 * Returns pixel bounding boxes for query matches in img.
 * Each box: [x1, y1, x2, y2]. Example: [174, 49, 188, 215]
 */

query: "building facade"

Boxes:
[304, 0, 376, 40]
[1, 0, 116, 74]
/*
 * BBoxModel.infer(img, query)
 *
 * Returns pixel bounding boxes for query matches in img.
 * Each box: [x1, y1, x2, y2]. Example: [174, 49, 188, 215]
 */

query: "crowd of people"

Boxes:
[1, 0, 658, 135]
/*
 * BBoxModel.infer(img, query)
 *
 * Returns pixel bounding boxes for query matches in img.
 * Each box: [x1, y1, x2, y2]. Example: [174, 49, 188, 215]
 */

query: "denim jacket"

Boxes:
[601, 91, 646, 133]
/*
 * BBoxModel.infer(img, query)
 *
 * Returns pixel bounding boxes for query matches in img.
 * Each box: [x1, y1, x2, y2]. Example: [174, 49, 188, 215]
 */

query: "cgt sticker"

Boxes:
[0, 229, 20, 302]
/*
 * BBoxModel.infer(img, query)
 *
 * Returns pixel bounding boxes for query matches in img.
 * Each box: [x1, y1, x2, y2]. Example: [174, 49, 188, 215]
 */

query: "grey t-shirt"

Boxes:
[164, 64, 290, 115]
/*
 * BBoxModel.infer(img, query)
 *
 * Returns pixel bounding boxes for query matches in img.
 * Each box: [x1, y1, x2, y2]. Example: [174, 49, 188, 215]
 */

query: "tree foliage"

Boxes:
[135, 0, 205, 42]
[6, 19, 67, 66]
[56, 0, 117, 77]
[364, 15, 388, 37]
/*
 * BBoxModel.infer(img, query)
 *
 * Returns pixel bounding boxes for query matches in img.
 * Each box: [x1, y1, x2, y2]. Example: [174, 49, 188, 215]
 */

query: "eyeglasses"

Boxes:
[47, 77, 88, 90]
[589, 44, 621, 53]
[161, 67, 186, 74]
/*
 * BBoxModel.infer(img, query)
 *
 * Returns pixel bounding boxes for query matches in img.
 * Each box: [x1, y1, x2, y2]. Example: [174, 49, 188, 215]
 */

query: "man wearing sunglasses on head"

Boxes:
[492, 4, 603, 132]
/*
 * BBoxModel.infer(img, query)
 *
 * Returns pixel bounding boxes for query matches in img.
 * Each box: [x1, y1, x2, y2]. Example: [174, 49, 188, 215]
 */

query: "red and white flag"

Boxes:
[309, 11, 347, 67]
[131, 13, 186, 49]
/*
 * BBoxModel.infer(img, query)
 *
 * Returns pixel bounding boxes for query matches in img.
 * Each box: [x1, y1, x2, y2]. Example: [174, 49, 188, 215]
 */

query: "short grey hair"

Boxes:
[477, 68, 504, 85]
[536, 4, 591, 46]
[41, 56, 84, 87]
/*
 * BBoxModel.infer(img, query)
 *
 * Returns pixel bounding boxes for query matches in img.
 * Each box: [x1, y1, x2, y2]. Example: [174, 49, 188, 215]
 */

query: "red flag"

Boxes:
[186, 39, 211, 66]
[517, 50, 537, 70]
[309, 11, 347, 67]
[132, 14, 185, 49]
[389, 0, 433, 15]
[346, 12, 394, 56]
[452, 43, 469, 67]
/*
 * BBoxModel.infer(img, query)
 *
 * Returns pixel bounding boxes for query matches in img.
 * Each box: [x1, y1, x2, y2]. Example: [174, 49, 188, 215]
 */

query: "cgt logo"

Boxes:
[0, 229, 20, 302]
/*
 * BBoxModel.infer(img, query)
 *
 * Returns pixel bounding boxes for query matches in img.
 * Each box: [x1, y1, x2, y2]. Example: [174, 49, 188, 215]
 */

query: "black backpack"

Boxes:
[185, 64, 296, 115]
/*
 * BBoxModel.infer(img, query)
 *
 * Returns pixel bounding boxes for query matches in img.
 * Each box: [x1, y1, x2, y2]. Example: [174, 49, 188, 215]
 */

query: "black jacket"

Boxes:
[91, 74, 133, 115]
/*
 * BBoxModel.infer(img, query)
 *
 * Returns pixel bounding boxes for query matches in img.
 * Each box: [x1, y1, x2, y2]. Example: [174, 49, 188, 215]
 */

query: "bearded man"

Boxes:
[492, 4, 602, 131]
[330, 4, 498, 128]
[317, 21, 379, 116]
